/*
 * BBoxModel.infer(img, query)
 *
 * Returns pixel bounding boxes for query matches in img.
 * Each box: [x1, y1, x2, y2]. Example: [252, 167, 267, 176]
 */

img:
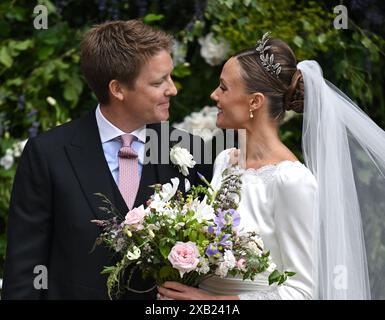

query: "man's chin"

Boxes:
[157, 110, 170, 122]
[148, 112, 169, 124]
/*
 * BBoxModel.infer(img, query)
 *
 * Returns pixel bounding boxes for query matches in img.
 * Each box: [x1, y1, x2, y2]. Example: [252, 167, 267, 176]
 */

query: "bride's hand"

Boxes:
[157, 281, 239, 300]
[157, 281, 215, 300]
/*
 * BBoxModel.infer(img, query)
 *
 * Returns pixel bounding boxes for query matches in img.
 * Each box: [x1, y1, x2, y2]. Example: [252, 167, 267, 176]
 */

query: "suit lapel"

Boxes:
[65, 111, 127, 220]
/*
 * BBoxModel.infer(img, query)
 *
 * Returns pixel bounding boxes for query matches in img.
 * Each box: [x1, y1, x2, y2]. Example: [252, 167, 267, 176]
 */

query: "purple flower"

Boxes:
[214, 211, 226, 229]
[229, 209, 241, 228]
[205, 243, 218, 257]
[219, 234, 232, 247]
[215, 209, 240, 230]
[197, 171, 205, 180]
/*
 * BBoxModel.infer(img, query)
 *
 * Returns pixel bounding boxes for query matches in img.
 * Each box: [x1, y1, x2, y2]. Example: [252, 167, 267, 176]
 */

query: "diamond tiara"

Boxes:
[255, 32, 281, 78]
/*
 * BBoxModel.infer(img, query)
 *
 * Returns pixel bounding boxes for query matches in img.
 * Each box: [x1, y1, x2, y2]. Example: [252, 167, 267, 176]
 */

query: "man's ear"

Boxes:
[249, 92, 265, 112]
[108, 80, 125, 101]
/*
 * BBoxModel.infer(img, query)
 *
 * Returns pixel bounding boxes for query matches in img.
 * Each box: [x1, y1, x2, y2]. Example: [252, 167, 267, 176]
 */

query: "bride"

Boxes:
[158, 33, 384, 300]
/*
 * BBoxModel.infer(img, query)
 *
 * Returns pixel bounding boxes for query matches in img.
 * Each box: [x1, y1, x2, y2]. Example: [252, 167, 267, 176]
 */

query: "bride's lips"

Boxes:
[217, 105, 223, 114]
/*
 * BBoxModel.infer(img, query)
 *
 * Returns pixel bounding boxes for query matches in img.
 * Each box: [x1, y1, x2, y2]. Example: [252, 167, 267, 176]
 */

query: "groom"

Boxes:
[2, 20, 212, 299]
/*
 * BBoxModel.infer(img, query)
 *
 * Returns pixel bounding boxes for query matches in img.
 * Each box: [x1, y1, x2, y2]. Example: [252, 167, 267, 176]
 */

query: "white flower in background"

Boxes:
[174, 106, 220, 141]
[46, 96, 57, 106]
[198, 33, 230, 66]
[12, 139, 27, 157]
[1, 139, 28, 169]
[0, 151, 14, 170]
[170, 146, 196, 176]
[126, 246, 141, 260]
[172, 40, 187, 65]
[160, 177, 180, 202]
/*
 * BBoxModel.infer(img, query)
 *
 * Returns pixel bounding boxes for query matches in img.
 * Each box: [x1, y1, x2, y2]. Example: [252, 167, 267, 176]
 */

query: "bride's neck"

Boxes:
[242, 121, 292, 169]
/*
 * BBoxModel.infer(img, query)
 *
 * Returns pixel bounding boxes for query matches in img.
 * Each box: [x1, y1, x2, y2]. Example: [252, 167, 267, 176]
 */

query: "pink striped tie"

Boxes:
[118, 134, 139, 210]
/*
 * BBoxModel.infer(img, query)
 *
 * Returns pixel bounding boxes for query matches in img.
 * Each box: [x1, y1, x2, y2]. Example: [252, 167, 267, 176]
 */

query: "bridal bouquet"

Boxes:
[92, 169, 294, 299]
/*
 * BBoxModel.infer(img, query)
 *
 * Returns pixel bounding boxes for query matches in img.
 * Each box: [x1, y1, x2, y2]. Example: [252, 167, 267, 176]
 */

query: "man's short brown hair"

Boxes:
[80, 20, 173, 104]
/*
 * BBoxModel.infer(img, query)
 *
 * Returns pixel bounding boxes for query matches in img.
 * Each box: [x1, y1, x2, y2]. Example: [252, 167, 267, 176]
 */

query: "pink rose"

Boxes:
[236, 258, 246, 271]
[168, 242, 200, 277]
[124, 205, 145, 226]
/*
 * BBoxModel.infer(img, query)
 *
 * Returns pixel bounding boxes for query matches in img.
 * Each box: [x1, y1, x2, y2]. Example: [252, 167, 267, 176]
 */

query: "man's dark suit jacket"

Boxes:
[2, 110, 212, 299]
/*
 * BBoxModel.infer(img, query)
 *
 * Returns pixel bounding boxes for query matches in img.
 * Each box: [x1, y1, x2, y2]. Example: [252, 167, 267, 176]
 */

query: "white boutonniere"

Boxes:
[170, 145, 196, 177]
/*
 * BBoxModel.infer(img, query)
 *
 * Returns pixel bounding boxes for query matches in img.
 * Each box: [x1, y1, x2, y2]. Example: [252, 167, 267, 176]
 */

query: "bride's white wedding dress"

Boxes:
[199, 148, 318, 300]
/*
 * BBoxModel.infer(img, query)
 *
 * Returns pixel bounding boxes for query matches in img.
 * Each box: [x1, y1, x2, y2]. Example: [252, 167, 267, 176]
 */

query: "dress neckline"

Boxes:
[243, 160, 302, 175]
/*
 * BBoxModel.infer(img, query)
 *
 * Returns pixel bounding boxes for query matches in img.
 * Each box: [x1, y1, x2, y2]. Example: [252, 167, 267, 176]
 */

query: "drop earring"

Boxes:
[249, 109, 254, 119]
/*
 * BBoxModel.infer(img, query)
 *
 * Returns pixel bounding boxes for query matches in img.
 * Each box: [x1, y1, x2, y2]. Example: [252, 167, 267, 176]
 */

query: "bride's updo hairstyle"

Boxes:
[235, 36, 304, 122]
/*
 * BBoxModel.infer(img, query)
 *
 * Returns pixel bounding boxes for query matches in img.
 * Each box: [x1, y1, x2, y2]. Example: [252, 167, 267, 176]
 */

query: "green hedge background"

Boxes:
[1, 0, 384, 296]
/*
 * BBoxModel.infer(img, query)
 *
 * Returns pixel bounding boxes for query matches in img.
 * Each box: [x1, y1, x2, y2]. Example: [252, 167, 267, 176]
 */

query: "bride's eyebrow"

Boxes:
[220, 78, 228, 86]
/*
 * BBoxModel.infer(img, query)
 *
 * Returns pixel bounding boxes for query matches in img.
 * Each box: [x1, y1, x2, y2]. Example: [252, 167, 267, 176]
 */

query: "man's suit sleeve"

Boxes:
[2, 138, 53, 299]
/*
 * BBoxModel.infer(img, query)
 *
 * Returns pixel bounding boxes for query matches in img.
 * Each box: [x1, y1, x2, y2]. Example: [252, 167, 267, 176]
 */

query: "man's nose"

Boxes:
[166, 79, 178, 96]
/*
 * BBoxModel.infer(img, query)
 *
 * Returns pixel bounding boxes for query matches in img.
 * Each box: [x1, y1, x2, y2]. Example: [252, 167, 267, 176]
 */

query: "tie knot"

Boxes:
[118, 134, 138, 159]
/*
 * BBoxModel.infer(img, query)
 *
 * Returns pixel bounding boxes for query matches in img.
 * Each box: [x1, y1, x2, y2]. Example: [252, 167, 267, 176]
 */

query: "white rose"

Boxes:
[170, 146, 196, 176]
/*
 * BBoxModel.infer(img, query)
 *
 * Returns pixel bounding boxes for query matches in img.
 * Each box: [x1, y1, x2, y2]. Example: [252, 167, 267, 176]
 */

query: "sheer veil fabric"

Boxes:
[299, 60, 385, 299]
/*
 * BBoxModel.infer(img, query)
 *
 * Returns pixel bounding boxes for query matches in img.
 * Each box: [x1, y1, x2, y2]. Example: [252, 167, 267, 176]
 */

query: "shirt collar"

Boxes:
[95, 105, 146, 143]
